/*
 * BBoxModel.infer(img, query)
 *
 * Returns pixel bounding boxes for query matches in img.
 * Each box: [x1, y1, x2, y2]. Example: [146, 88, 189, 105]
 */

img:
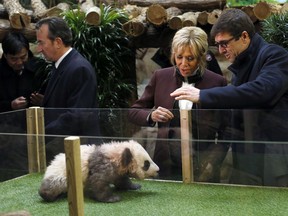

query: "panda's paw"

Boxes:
[101, 195, 121, 203]
[39, 187, 59, 202]
[39, 180, 58, 202]
[38, 177, 67, 202]
[129, 183, 142, 190]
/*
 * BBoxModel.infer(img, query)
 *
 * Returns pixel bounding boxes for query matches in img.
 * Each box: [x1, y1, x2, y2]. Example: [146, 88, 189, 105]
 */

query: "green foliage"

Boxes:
[261, 12, 288, 50]
[63, 4, 135, 108]
[227, 0, 286, 7]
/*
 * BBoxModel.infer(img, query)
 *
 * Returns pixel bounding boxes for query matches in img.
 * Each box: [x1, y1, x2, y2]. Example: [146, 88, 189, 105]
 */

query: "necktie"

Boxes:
[41, 64, 57, 106]
[38, 63, 56, 94]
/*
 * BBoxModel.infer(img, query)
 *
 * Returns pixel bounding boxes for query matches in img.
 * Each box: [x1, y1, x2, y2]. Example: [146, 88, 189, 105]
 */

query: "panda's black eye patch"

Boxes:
[143, 160, 150, 171]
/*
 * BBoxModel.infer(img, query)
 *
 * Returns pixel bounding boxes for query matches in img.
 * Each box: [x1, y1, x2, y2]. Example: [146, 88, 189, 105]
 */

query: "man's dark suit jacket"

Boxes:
[43, 48, 97, 108]
[42, 48, 98, 137]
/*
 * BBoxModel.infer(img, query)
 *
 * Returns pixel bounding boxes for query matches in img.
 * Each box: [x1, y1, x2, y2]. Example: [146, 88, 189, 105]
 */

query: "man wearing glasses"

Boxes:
[171, 8, 288, 187]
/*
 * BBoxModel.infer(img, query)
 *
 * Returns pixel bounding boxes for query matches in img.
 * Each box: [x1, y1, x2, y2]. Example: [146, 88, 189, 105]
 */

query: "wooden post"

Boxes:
[64, 136, 84, 216]
[26, 107, 46, 173]
[180, 109, 193, 183]
[243, 110, 256, 154]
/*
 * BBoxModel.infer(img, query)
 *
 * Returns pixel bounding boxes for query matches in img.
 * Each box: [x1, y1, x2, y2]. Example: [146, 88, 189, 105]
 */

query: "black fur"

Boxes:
[39, 141, 159, 203]
[121, 148, 133, 167]
[143, 160, 150, 171]
[86, 148, 140, 203]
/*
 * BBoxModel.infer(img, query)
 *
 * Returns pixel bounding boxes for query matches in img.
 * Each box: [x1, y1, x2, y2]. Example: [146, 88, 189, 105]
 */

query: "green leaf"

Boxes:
[62, 4, 134, 108]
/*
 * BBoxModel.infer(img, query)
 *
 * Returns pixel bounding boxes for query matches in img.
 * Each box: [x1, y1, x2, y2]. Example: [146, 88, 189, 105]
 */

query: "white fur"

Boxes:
[99, 140, 159, 179]
[39, 140, 159, 202]
[44, 145, 95, 182]
[42, 145, 96, 193]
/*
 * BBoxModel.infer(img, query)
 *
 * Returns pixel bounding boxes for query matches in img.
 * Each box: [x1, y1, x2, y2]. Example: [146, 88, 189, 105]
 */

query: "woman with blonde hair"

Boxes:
[129, 26, 229, 182]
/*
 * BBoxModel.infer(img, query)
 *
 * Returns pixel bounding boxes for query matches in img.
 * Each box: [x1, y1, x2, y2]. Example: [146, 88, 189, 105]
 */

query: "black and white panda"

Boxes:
[39, 140, 159, 203]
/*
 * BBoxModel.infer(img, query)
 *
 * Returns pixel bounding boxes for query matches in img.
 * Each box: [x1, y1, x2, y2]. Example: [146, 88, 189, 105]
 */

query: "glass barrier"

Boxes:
[0, 109, 28, 181]
[0, 108, 287, 188]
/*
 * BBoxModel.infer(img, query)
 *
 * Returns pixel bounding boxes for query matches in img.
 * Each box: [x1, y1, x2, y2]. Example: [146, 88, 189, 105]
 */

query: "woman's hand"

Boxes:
[151, 106, 174, 122]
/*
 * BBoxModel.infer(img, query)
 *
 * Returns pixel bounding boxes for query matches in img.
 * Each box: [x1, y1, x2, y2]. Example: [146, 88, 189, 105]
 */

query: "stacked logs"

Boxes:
[0, 0, 287, 42]
[0, 0, 101, 42]
[2, 0, 69, 29]
[246, 1, 286, 21]
[122, 2, 288, 37]
[0, 0, 70, 42]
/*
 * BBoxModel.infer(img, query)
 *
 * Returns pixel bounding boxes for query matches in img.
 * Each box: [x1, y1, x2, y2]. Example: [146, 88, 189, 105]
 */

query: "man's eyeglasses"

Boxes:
[215, 37, 235, 49]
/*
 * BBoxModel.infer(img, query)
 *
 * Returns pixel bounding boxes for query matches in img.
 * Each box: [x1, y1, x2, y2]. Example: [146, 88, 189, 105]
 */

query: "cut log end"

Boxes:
[122, 21, 146, 37]
[207, 9, 222, 25]
[85, 6, 101, 26]
[146, 4, 167, 26]
[241, 6, 258, 23]
[86, 12, 101, 26]
[10, 12, 31, 29]
[182, 20, 196, 27]
[168, 17, 182, 30]
[197, 11, 209, 25]
[253, 2, 271, 20]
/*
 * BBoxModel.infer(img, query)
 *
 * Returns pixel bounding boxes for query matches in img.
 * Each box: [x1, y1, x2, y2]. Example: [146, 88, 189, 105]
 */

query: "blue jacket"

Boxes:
[200, 33, 288, 109]
[200, 33, 288, 186]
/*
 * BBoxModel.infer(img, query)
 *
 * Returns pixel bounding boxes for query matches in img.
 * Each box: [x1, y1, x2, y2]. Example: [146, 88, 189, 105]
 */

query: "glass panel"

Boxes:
[0, 110, 28, 181]
[0, 108, 287, 188]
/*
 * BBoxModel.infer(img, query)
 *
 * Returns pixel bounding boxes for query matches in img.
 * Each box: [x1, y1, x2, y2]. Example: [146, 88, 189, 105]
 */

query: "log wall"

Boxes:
[0, 1, 286, 46]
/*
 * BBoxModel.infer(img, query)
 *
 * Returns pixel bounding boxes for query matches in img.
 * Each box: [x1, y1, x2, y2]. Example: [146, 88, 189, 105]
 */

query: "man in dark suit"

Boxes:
[34, 16, 97, 109]
[34, 17, 99, 162]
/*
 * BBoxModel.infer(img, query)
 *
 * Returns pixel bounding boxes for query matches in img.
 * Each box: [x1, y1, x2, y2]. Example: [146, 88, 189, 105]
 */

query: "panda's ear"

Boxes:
[121, 148, 133, 167]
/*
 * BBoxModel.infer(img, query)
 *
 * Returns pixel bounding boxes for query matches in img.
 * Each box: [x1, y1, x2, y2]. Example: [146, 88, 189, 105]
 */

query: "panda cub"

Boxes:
[39, 140, 159, 203]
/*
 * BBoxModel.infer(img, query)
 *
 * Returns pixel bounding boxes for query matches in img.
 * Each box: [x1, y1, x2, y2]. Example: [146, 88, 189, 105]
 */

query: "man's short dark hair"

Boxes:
[35, 16, 73, 47]
[210, 8, 255, 41]
[2, 32, 30, 55]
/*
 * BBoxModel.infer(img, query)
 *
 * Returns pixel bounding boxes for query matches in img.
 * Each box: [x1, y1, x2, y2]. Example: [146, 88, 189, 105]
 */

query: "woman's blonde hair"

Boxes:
[170, 26, 208, 73]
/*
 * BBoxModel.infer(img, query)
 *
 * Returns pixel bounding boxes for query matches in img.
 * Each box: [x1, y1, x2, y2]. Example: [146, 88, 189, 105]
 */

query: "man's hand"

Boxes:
[170, 85, 200, 103]
[11, 96, 28, 110]
[30, 92, 44, 106]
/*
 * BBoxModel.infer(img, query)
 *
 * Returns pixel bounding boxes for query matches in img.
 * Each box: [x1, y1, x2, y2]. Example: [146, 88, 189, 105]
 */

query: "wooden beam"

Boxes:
[64, 136, 84, 216]
[180, 109, 193, 183]
[26, 107, 46, 173]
